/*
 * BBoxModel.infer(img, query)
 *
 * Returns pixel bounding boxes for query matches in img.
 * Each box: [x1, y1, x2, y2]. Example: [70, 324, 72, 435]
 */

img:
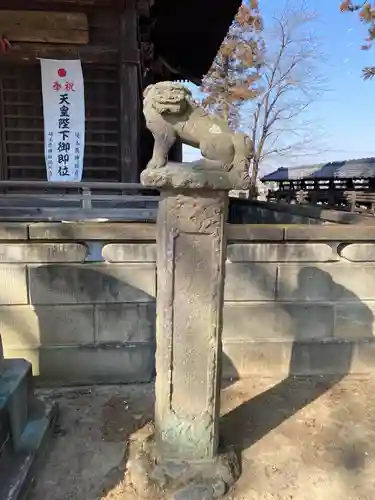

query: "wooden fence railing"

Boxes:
[0, 181, 159, 221]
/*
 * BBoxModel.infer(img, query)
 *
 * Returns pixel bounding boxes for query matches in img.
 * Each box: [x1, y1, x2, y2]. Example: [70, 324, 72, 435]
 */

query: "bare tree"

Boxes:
[340, 1, 375, 79]
[201, 1, 263, 130]
[247, 2, 327, 189]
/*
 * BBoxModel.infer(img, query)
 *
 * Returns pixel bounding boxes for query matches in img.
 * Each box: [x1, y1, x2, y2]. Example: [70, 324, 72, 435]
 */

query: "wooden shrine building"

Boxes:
[0, 0, 241, 185]
[261, 157, 375, 214]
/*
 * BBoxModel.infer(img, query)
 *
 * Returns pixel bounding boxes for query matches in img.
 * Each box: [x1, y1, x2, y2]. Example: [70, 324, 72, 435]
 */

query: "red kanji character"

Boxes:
[64, 82, 75, 92]
[52, 81, 62, 91]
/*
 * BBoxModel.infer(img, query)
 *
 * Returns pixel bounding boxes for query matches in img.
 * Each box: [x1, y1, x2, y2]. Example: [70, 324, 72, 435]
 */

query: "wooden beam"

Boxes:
[119, 5, 140, 182]
[0, 42, 130, 64]
[0, 1, 148, 11]
[0, 10, 89, 45]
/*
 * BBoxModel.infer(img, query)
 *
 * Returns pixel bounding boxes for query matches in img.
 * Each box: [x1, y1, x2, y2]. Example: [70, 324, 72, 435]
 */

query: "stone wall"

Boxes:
[223, 224, 375, 378]
[0, 222, 156, 385]
[2, 222, 375, 384]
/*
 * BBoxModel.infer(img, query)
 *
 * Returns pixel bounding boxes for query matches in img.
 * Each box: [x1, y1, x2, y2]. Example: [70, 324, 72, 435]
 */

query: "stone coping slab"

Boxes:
[28, 222, 156, 241]
[0, 221, 374, 242]
[0, 223, 28, 240]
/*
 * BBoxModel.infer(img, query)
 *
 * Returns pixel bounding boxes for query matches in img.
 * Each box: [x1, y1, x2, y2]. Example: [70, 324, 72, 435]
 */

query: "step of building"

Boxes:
[0, 346, 58, 500]
[0, 400, 57, 500]
[0, 359, 32, 451]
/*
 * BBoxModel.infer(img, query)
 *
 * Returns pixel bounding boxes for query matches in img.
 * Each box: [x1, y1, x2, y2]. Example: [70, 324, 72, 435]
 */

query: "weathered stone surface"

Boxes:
[0, 305, 94, 347]
[277, 263, 375, 301]
[173, 484, 215, 500]
[229, 337, 375, 376]
[334, 303, 375, 339]
[28, 263, 156, 305]
[285, 225, 375, 241]
[0, 265, 28, 305]
[222, 340, 291, 378]
[277, 264, 332, 301]
[29, 222, 156, 241]
[227, 243, 334, 262]
[340, 243, 375, 262]
[0, 223, 28, 240]
[95, 303, 155, 343]
[141, 162, 249, 191]
[102, 243, 156, 263]
[4, 343, 155, 384]
[154, 190, 227, 461]
[227, 225, 283, 241]
[127, 424, 239, 500]
[351, 340, 375, 373]
[289, 340, 354, 375]
[0, 357, 57, 500]
[223, 303, 334, 341]
[225, 263, 277, 301]
[222, 340, 355, 377]
[142, 81, 252, 181]
[0, 243, 87, 263]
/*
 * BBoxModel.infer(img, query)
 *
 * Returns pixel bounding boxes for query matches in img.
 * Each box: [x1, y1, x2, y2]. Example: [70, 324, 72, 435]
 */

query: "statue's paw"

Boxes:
[146, 159, 167, 170]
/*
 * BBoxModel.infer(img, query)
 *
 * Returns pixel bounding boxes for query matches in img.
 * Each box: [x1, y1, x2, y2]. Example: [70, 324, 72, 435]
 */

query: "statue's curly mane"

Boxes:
[146, 82, 192, 115]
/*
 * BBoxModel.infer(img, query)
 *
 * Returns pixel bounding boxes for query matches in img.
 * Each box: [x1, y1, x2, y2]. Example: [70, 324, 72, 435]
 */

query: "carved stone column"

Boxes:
[155, 189, 226, 462]
[128, 162, 248, 500]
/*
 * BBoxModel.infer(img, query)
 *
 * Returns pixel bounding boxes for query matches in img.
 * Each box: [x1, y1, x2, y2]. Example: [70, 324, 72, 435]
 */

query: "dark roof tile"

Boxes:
[261, 158, 375, 182]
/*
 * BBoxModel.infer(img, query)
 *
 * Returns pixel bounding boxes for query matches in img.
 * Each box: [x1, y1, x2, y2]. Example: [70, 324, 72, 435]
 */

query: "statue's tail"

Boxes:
[232, 133, 253, 176]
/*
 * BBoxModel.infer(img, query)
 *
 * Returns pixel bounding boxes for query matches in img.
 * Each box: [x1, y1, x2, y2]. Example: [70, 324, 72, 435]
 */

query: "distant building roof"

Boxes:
[261, 157, 375, 182]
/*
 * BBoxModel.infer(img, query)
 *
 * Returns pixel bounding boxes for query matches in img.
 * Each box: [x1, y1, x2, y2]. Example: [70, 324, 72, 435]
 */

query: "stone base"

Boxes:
[0, 350, 58, 500]
[0, 398, 58, 500]
[127, 425, 240, 500]
[140, 161, 250, 191]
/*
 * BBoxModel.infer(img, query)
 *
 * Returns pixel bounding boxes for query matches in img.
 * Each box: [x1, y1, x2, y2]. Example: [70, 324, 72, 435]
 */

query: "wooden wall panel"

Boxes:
[0, 64, 120, 181]
[0, 10, 89, 44]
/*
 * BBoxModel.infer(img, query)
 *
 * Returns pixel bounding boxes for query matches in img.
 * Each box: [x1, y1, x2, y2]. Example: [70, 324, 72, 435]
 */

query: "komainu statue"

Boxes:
[143, 81, 253, 176]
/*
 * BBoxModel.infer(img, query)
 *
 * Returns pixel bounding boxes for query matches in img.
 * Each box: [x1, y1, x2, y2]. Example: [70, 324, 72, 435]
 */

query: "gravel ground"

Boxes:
[29, 375, 375, 500]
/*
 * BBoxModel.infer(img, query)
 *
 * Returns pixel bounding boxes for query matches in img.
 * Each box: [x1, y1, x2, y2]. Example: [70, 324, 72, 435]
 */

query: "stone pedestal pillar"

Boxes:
[128, 162, 249, 500]
[155, 188, 226, 461]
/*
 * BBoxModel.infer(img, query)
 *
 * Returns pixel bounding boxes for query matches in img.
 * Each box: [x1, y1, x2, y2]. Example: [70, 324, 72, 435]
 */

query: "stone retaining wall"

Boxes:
[224, 224, 375, 379]
[1, 223, 156, 385]
[2, 222, 375, 384]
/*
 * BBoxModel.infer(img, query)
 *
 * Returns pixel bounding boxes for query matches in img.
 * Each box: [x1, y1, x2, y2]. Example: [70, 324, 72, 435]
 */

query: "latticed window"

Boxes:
[0, 64, 120, 181]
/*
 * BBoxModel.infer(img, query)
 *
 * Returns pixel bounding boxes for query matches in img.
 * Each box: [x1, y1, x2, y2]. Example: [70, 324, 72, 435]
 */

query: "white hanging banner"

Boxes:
[40, 59, 85, 182]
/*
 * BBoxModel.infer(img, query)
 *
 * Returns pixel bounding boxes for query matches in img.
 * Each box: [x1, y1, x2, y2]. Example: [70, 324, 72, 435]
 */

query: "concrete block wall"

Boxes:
[0, 222, 156, 385]
[223, 224, 375, 379]
[2, 222, 375, 384]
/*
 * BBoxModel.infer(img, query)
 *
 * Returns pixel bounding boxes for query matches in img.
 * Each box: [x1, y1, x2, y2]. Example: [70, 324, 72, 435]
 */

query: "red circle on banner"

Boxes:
[57, 68, 67, 78]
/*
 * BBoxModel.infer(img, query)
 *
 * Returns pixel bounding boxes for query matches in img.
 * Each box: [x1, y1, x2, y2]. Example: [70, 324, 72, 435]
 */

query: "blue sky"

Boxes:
[183, 0, 375, 174]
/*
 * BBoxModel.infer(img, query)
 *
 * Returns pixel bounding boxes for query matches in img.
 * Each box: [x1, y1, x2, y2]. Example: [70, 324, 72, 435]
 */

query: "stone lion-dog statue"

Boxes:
[143, 81, 253, 175]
